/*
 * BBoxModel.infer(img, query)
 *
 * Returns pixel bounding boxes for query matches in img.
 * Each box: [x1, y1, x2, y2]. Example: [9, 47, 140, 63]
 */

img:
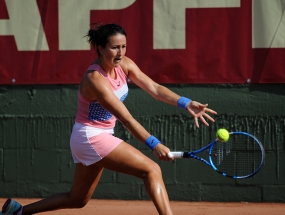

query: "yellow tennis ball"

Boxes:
[216, 128, 229, 142]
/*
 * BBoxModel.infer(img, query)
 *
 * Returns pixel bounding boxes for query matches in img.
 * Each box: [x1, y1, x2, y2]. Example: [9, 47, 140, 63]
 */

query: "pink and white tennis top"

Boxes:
[75, 64, 128, 132]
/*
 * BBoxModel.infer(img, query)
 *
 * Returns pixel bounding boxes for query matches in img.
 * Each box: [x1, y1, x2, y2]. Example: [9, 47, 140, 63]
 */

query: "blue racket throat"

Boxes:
[168, 132, 265, 179]
[184, 152, 212, 166]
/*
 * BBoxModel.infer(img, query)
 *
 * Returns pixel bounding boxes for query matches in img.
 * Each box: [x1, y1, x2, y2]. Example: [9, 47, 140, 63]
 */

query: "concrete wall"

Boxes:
[0, 84, 284, 202]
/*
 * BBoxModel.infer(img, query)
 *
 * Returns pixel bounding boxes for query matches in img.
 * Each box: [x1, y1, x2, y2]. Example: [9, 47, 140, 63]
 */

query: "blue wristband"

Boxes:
[145, 135, 160, 150]
[177, 97, 191, 109]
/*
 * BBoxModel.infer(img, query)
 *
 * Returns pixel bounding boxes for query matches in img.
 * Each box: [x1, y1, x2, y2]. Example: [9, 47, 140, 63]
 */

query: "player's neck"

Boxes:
[98, 58, 114, 76]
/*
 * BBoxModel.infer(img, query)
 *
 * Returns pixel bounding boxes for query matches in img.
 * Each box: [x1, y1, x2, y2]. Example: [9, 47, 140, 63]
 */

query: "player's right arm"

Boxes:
[80, 70, 173, 161]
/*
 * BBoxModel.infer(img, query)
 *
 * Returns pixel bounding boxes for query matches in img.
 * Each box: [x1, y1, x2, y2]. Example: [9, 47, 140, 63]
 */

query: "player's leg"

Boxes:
[21, 163, 103, 214]
[97, 141, 173, 215]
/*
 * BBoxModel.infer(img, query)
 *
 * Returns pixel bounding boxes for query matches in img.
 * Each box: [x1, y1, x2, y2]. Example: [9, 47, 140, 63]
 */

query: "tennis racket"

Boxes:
[168, 132, 265, 179]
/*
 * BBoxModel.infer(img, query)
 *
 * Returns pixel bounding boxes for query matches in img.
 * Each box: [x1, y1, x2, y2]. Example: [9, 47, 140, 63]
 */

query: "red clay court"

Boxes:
[1, 199, 284, 215]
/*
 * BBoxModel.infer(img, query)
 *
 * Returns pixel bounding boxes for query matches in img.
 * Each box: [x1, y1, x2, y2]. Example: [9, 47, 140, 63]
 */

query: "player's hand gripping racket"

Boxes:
[168, 131, 265, 179]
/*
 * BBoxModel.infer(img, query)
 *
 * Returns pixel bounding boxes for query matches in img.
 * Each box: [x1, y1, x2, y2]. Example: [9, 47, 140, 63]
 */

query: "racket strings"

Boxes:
[226, 140, 232, 155]
[212, 134, 263, 177]
[216, 142, 223, 165]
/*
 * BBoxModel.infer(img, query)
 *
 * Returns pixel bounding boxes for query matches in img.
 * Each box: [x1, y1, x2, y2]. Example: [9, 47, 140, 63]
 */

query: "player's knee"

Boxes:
[69, 199, 88, 208]
[68, 193, 89, 208]
[147, 162, 162, 178]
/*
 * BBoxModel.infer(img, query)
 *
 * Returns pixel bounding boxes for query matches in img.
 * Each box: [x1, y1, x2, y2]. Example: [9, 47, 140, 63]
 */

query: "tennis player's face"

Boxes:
[103, 33, 126, 67]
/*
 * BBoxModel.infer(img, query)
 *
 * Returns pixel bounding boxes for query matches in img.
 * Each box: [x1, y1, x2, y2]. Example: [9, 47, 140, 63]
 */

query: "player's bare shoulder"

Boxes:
[81, 69, 100, 86]
[120, 56, 139, 76]
[79, 68, 107, 100]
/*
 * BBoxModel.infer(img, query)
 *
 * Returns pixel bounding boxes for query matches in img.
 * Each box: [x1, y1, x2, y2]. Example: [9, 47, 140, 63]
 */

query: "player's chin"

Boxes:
[112, 62, 121, 67]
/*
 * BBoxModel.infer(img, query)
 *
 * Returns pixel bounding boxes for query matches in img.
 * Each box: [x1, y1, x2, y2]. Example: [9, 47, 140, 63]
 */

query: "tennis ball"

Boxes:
[216, 128, 229, 142]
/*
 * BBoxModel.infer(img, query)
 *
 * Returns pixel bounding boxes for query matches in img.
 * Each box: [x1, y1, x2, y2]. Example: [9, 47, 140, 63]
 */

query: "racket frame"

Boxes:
[168, 131, 265, 179]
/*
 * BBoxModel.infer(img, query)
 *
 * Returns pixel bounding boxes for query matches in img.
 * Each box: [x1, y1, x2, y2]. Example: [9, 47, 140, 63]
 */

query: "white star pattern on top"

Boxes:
[88, 103, 112, 121]
[88, 92, 128, 121]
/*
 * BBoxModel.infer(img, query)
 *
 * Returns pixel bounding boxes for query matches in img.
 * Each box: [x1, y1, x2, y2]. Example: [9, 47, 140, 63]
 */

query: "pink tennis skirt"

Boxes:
[70, 122, 123, 166]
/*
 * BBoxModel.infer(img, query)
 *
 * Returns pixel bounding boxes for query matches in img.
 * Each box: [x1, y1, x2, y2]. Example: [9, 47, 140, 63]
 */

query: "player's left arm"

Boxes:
[120, 56, 217, 127]
[121, 56, 180, 106]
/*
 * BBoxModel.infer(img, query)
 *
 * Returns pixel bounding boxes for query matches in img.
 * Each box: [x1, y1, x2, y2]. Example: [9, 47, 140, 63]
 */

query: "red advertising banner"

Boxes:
[0, 0, 285, 84]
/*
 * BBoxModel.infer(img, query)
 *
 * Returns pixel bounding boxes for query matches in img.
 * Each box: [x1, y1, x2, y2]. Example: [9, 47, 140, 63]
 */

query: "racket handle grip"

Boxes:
[167, 152, 184, 158]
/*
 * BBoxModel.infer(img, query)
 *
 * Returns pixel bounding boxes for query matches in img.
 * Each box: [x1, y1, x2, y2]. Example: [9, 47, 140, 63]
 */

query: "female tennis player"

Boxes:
[0, 23, 217, 215]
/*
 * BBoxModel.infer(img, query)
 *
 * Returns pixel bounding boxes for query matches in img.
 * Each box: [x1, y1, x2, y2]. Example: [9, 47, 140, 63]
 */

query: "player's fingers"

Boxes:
[157, 154, 163, 161]
[167, 153, 175, 161]
[165, 153, 174, 161]
[199, 115, 209, 126]
[205, 108, 217, 115]
[203, 113, 215, 122]
[194, 117, 200, 128]
[157, 152, 168, 161]
[160, 156, 170, 161]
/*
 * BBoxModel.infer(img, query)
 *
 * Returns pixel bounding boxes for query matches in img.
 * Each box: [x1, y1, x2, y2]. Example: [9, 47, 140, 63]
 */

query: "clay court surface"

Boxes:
[0, 199, 284, 215]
